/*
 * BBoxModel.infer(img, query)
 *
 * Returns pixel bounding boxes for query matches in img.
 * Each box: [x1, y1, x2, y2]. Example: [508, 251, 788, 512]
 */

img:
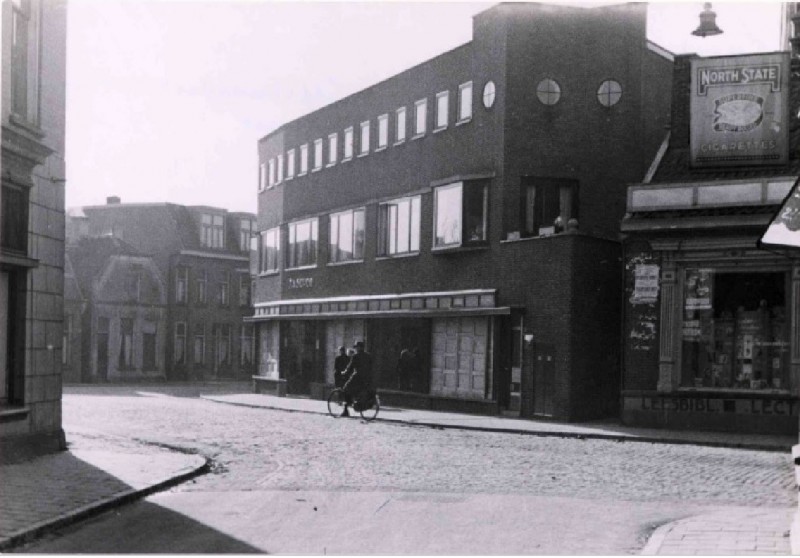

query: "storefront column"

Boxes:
[657, 265, 679, 392]
[791, 265, 800, 396]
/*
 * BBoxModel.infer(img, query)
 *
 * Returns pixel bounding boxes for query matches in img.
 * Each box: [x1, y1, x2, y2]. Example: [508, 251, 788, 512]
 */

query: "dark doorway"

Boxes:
[97, 317, 109, 381]
[532, 342, 555, 417]
[282, 321, 323, 395]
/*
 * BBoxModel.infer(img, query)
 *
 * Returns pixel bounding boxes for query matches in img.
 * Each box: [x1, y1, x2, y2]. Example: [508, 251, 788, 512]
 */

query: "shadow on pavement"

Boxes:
[16, 499, 263, 554]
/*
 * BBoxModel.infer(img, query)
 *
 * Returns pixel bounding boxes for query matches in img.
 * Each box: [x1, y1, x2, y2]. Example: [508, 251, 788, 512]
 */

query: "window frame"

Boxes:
[395, 107, 407, 144]
[520, 178, 579, 238]
[433, 180, 489, 249]
[193, 323, 206, 366]
[196, 269, 207, 304]
[276, 153, 284, 184]
[219, 271, 230, 306]
[459, 81, 474, 121]
[328, 207, 366, 264]
[286, 148, 296, 180]
[286, 217, 319, 270]
[343, 126, 354, 161]
[313, 138, 323, 171]
[258, 162, 266, 192]
[359, 120, 370, 156]
[377, 114, 389, 150]
[175, 267, 188, 304]
[260, 226, 281, 274]
[174, 321, 187, 365]
[268, 158, 276, 187]
[378, 195, 421, 257]
[299, 143, 309, 175]
[413, 98, 427, 138]
[328, 132, 338, 166]
[435, 91, 449, 131]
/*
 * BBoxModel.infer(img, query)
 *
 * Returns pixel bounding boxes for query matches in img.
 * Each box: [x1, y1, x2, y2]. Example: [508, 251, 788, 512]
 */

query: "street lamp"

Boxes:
[692, 3, 723, 38]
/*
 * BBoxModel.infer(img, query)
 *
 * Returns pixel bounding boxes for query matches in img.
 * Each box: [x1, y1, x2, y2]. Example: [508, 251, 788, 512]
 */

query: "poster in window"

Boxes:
[685, 269, 713, 310]
[690, 53, 789, 167]
[631, 264, 659, 304]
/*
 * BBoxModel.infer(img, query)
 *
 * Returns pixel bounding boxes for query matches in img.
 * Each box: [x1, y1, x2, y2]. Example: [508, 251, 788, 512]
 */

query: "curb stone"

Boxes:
[0, 454, 209, 552]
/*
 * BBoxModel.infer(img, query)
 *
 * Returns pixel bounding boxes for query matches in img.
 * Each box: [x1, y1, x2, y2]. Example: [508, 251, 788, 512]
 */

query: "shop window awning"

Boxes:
[246, 289, 512, 321]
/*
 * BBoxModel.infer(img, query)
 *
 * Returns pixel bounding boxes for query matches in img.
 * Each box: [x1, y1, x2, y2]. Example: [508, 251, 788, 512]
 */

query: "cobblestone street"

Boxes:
[19, 384, 793, 554]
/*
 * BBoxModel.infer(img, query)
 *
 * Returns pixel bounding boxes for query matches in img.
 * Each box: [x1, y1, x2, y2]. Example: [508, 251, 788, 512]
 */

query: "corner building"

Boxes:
[252, 3, 673, 420]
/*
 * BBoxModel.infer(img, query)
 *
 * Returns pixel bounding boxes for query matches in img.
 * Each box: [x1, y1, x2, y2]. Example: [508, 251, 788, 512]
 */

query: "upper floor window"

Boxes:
[119, 318, 134, 369]
[379, 196, 421, 256]
[174, 322, 187, 365]
[218, 271, 230, 306]
[175, 267, 188, 304]
[359, 121, 370, 155]
[260, 227, 280, 273]
[11, 0, 38, 124]
[268, 158, 276, 187]
[300, 143, 309, 175]
[460, 81, 474, 120]
[313, 139, 323, 171]
[377, 114, 389, 149]
[536, 78, 562, 106]
[1, 184, 29, 253]
[127, 271, 141, 302]
[239, 219, 254, 252]
[328, 133, 338, 166]
[597, 80, 622, 107]
[238, 272, 251, 307]
[287, 218, 318, 269]
[344, 127, 354, 160]
[329, 208, 365, 263]
[258, 162, 266, 192]
[276, 153, 284, 183]
[434, 180, 488, 248]
[286, 149, 296, 179]
[521, 178, 578, 237]
[396, 107, 407, 143]
[435, 91, 449, 130]
[196, 270, 207, 304]
[482, 81, 495, 110]
[414, 99, 427, 137]
[201, 213, 225, 249]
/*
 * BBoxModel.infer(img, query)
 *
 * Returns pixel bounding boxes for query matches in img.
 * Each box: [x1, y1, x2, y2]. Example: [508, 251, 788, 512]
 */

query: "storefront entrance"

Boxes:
[681, 270, 788, 392]
[282, 321, 324, 395]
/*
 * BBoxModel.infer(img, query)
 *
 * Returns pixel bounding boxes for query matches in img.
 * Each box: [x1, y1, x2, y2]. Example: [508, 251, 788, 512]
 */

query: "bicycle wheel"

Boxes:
[327, 388, 347, 418]
[359, 394, 380, 422]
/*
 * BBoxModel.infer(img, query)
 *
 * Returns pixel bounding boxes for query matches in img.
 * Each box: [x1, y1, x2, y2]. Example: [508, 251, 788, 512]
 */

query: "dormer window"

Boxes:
[201, 213, 225, 249]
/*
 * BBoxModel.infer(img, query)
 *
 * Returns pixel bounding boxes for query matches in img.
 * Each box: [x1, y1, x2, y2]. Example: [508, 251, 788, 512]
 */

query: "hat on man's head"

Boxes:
[353, 341, 365, 349]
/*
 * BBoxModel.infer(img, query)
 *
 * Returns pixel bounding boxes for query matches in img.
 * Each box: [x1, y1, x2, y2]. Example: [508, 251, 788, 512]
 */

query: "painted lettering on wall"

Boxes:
[288, 277, 313, 289]
[633, 397, 797, 416]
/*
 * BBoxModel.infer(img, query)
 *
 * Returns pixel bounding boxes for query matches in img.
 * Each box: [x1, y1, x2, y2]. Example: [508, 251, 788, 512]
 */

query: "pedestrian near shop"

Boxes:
[342, 340, 375, 415]
[333, 346, 350, 390]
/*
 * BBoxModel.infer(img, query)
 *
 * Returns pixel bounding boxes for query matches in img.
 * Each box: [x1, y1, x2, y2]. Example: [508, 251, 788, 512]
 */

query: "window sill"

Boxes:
[394, 139, 406, 147]
[327, 259, 364, 267]
[342, 157, 353, 163]
[312, 167, 322, 173]
[431, 243, 488, 254]
[375, 146, 387, 152]
[376, 252, 420, 261]
[411, 133, 426, 141]
[298, 171, 308, 177]
[259, 271, 280, 277]
[357, 152, 369, 158]
[326, 162, 336, 168]
[286, 175, 294, 181]
[456, 117, 472, 127]
[433, 126, 448, 134]
[286, 264, 318, 271]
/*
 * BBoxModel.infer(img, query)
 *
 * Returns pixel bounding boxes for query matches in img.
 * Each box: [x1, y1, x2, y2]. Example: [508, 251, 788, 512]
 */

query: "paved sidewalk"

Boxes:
[203, 391, 799, 555]
[0, 429, 208, 551]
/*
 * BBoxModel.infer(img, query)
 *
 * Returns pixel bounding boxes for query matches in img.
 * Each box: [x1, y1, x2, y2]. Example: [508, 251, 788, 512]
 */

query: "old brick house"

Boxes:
[1, 0, 68, 457]
[67, 200, 256, 382]
[250, 2, 674, 421]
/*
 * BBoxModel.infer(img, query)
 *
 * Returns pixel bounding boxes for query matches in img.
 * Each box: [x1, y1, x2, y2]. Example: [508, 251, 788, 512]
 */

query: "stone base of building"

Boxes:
[0, 430, 67, 464]
[252, 375, 288, 397]
[621, 391, 799, 435]
[377, 389, 499, 416]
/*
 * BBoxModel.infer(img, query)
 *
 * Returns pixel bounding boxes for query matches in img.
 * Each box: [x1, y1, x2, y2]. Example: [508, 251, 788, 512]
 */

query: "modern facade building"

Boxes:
[621, 50, 797, 434]
[1, 0, 68, 457]
[67, 199, 257, 382]
[251, 2, 674, 421]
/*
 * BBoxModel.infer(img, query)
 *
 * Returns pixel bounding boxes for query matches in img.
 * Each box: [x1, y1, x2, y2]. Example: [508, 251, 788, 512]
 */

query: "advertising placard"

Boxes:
[685, 269, 713, 310]
[690, 53, 789, 167]
[631, 264, 659, 304]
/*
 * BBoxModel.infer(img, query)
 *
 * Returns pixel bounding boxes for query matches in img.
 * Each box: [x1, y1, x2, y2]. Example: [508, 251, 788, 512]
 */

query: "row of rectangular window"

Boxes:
[259, 81, 474, 191]
[174, 322, 255, 367]
[175, 268, 252, 307]
[200, 213, 255, 252]
[258, 178, 579, 273]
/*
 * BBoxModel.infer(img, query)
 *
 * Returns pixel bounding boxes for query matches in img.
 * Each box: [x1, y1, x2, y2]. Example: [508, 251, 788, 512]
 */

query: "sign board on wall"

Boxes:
[631, 264, 659, 304]
[690, 53, 789, 167]
[684, 269, 713, 310]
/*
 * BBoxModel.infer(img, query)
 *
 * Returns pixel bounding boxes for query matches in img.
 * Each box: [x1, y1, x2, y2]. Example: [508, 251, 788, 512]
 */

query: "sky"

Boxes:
[65, 1, 786, 213]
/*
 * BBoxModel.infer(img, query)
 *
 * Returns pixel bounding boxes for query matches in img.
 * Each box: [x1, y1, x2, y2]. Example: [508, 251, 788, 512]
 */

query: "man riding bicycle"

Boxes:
[340, 340, 374, 417]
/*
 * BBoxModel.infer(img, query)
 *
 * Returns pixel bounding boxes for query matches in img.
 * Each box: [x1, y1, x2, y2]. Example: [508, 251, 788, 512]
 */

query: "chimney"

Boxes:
[106, 196, 121, 205]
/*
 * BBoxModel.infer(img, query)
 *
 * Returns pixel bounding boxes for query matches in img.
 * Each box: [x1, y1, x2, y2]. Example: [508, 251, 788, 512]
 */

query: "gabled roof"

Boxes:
[67, 236, 145, 295]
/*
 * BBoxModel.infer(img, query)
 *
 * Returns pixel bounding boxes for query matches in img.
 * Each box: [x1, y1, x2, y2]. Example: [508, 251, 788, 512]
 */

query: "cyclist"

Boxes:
[340, 340, 373, 417]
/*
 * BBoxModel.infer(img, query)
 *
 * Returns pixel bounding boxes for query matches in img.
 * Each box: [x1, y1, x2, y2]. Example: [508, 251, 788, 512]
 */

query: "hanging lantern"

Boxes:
[692, 3, 723, 38]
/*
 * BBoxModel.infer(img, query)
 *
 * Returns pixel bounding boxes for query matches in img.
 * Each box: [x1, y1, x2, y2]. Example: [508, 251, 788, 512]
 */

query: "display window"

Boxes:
[680, 269, 789, 391]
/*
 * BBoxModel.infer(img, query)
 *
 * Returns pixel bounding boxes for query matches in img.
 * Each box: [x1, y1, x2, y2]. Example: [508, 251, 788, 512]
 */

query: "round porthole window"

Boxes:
[483, 81, 496, 109]
[597, 80, 623, 107]
[536, 78, 561, 105]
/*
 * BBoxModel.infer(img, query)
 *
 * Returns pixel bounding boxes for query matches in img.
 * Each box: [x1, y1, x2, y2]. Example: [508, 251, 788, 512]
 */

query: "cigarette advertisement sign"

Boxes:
[690, 53, 789, 167]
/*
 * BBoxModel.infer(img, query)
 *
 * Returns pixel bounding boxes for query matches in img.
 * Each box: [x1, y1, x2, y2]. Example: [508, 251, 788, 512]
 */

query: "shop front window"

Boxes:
[680, 270, 789, 391]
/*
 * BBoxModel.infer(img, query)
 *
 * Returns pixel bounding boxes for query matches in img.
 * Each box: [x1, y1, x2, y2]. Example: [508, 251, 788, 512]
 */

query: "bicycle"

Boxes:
[327, 371, 380, 421]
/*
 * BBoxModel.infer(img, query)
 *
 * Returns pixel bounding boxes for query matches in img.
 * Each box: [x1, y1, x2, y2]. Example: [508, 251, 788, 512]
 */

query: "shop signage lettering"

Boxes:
[690, 53, 789, 167]
[288, 277, 313, 289]
[637, 397, 796, 416]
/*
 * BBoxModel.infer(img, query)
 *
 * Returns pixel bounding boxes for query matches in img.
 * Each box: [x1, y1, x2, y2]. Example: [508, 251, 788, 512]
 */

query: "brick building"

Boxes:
[67, 199, 256, 382]
[1, 0, 68, 457]
[250, 3, 673, 421]
[621, 51, 797, 434]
